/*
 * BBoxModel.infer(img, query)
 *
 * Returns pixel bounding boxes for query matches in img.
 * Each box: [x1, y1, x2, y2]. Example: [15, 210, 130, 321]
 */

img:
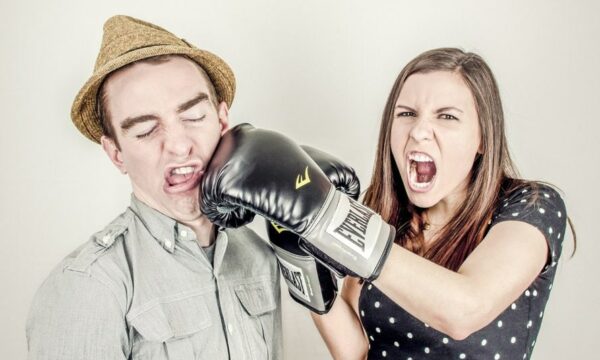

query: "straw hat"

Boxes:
[71, 15, 236, 143]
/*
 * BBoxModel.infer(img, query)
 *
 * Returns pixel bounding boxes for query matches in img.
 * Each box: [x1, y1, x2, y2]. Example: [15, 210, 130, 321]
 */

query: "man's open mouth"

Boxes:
[164, 165, 203, 193]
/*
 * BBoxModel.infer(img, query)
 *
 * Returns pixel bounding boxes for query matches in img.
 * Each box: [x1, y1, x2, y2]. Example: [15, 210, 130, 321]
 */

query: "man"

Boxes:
[26, 15, 281, 359]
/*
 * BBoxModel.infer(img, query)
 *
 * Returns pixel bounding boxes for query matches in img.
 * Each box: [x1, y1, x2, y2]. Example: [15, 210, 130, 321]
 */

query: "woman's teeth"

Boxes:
[408, 152, 436, 189]
[408, 152, 433, 162]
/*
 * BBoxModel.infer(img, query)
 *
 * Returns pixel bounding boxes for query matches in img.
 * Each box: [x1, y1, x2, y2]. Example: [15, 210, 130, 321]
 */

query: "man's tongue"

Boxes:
[415, 161, 436, 183]
[168, 172, 194, 186]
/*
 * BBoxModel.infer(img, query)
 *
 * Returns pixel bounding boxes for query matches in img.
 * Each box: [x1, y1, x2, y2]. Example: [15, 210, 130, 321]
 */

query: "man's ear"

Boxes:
[217, 101, 230, 135]
[101, 135, 127, 174]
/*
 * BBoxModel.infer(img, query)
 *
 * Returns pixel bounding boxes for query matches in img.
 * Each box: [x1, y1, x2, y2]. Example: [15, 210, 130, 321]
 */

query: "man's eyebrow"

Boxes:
[177, 92, 209, 113]
[119, 92, 210, 132]
[436, 106, 463, 114]
[120, 114, 159, 131]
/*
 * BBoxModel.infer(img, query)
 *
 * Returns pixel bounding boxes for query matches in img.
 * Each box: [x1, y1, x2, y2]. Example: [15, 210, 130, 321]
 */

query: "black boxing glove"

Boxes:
[268, 145, 360, 314]
[201, 124, 395, 281]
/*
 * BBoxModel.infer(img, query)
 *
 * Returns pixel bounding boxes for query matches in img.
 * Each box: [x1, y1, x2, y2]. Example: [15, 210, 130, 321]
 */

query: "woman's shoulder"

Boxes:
[497, 180, 565, 213]
[493, 179, 567, 240]
[492, 179, 568, 271]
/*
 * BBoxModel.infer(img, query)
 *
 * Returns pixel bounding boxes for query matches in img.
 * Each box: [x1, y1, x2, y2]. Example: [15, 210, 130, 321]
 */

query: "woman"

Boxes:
[312, 48, 575, 360]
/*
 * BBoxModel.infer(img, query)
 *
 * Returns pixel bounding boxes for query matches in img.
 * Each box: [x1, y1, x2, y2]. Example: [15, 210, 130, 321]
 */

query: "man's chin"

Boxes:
[173, 211, 204, 224]
[157, 191, 201, 218]
[164, 205, 203, 222]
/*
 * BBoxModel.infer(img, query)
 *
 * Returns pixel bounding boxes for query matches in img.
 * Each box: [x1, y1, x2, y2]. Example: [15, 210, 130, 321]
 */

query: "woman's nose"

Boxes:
[409, 117, 434, 142]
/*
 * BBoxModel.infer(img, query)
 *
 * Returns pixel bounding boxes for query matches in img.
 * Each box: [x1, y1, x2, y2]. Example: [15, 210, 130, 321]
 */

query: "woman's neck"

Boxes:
[424, 189, 467, 230]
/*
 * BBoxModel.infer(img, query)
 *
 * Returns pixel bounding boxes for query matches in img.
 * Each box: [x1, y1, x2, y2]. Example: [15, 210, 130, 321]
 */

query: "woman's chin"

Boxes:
[404, 179, 439, 208]
[405, 186, 439, 209]
[409, 196, 439, 209]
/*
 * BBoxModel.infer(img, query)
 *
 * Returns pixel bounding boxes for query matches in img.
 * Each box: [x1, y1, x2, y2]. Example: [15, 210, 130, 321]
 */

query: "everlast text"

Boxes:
[334, 201, 373, 252]
[280, 264, 306, 297]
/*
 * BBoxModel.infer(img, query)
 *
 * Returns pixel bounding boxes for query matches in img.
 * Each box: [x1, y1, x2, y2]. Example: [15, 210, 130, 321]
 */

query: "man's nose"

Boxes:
[163, 123, 193, 157]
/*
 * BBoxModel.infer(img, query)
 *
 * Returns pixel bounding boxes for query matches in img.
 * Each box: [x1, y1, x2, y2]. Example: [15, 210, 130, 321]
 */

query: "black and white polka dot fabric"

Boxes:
[359, 183, 567, 359]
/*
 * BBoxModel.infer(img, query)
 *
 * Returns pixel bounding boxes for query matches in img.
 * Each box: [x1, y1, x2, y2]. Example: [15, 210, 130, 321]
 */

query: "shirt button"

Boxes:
[102, 235, 111, 245]
[228, 324, 234, 334]
[164, 239, 173, 249]
[180, 230, 188, 237]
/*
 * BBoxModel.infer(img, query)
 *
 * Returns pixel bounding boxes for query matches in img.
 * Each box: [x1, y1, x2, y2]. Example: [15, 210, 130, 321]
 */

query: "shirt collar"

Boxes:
[128, 194, 193, 253]
[128, 194, 224, 254]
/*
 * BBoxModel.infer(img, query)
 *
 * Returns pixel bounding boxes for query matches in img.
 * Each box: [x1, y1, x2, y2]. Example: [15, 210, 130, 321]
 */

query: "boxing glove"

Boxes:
[268, 145, 359, 313]
[201, 124, 395, 281]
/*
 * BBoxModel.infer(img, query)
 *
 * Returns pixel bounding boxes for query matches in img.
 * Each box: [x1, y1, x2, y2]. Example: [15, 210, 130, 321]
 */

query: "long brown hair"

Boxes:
[364, 48, 575, 271]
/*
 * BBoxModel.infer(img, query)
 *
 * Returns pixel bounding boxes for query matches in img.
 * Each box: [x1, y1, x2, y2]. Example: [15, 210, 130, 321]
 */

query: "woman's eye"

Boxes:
[440, 114, 458, 120]
[396, 111, 416, 117]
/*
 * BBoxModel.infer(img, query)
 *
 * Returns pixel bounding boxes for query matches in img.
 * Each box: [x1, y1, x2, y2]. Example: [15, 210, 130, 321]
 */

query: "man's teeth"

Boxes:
[409, 153, 433, 162]
[171, 166, 194, 175]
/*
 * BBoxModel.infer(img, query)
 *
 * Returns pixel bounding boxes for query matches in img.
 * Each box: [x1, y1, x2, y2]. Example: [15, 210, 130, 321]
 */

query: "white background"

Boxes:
[1, 0, 598, 358]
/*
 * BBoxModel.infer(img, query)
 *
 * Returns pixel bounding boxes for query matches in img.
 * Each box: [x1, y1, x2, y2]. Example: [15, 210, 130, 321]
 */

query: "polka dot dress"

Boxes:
[359, 183, 567, 360]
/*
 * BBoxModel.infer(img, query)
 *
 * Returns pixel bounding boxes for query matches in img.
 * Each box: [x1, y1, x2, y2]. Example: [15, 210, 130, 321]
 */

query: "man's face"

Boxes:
[101, 56, 229, 222]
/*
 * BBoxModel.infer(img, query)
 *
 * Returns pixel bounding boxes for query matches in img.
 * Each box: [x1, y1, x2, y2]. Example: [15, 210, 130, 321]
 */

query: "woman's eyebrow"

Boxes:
[436, 106, 463, 114]
[395, 104, 417, 112]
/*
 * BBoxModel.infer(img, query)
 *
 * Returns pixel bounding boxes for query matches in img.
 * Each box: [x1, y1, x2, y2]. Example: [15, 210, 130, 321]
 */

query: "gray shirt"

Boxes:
[27, 195, 282, 360]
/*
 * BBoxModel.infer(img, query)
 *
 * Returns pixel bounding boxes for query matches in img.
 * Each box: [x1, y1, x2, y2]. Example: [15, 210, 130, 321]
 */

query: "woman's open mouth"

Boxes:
[407, 151, 437, 192]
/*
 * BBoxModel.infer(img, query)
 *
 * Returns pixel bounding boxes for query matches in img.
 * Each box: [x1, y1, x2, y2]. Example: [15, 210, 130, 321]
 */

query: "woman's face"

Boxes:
[390, 71, 481, 210]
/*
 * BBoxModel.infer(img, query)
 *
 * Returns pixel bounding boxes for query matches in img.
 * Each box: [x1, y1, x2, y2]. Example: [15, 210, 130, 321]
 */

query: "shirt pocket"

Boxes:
[128, 293, 212, 359]
[234, 278, 278, 360]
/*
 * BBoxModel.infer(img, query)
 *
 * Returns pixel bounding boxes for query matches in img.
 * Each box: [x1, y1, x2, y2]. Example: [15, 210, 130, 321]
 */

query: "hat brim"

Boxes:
[71, 44, 235, 143]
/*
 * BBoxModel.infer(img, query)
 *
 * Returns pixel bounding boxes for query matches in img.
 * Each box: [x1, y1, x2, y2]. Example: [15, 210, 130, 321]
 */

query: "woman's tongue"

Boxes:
[415, 161, 436, 183]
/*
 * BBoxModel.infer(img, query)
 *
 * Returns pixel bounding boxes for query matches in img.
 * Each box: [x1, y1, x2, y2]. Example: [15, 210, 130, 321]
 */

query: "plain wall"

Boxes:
[1, 0, 598, 358]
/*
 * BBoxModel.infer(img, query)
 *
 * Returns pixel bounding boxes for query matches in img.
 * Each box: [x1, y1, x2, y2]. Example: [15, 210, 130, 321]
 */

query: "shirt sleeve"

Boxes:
[26, 268, 130, 360]
[490, 183, 568, 273]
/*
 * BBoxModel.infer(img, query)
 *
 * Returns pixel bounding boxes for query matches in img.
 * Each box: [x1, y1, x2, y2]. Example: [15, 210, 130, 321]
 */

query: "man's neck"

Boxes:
[182, 216, 216, 247]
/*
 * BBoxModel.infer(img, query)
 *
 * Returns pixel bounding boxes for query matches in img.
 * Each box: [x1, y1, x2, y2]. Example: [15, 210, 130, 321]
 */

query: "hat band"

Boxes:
[118, 42, 188, 58]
